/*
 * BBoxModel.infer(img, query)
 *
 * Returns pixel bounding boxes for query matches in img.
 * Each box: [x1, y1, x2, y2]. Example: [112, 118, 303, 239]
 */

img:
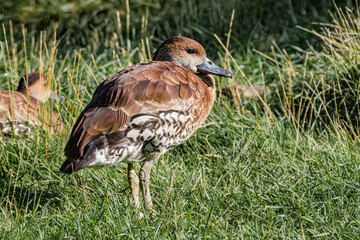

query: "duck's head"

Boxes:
[153, 36, 232, 78]
[17, 72, 61, 102]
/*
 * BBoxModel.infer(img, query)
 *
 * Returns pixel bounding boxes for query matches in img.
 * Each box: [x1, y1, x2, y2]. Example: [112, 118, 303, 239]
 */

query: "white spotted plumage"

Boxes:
[88, 110, 193, 167]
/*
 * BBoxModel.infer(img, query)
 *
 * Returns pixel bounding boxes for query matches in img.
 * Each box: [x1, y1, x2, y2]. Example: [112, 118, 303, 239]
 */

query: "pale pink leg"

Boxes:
[127, 163, 140, 209]
[139, 160, 154, 210]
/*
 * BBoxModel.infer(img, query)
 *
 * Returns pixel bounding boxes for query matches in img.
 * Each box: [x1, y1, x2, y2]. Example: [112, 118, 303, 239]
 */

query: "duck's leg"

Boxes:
[127, 163, 140, 209]
[139, 160, 154, 210]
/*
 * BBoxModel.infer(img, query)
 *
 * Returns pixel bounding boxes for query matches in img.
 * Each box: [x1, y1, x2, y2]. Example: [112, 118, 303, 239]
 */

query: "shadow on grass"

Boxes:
[0, 168, 61, 214]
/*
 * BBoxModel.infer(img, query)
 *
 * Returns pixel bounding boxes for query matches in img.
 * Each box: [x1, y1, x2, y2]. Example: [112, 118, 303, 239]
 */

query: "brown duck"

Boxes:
[61, 36, 232, 213]
[0, 72, 63, 135]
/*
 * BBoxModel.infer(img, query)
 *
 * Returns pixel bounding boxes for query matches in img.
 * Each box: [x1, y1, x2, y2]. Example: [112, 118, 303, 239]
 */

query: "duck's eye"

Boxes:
[186, 48, 196, 54]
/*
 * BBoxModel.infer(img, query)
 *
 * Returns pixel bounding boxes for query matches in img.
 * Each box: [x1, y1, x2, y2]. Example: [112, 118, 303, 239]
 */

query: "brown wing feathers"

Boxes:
[62, 61, 201, 173]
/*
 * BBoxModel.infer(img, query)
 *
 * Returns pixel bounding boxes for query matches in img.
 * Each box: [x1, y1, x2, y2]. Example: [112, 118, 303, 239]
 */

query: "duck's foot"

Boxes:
[139, 208, 157, 220]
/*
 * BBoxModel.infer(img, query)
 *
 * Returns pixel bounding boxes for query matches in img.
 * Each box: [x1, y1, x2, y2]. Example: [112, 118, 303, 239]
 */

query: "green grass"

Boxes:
[1, 1, 360, 239]
[2, 105, 360, 238]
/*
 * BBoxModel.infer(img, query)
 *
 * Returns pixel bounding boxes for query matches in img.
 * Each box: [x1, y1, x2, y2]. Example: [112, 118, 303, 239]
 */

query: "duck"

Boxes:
[61, 36, 232, 214]
[0, 72, 63, 135]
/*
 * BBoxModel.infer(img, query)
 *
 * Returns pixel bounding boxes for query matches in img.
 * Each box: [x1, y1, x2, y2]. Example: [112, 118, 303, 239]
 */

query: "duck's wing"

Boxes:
[62, 61, 202, 173]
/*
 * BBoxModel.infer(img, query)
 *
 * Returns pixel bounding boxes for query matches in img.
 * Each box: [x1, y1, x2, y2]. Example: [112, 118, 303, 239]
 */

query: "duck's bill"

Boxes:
[52, 93, 64, 102]
[197, 57, 232, 78]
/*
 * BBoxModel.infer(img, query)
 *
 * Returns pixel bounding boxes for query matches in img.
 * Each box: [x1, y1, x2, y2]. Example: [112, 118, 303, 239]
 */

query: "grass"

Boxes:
[1, 0, 360, 239]
[2, 106, 360, 238]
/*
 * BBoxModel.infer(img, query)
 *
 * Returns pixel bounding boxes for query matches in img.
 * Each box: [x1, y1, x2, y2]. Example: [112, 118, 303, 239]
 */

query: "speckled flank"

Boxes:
[0, 121, 33, 136]
[88, 108, 196, 167]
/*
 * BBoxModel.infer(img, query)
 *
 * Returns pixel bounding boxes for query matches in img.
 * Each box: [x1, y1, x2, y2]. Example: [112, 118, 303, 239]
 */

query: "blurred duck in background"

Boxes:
[0, 72, 63, 135]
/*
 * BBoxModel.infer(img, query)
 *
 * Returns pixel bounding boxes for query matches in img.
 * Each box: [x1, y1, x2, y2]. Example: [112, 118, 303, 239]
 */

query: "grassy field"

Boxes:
[1, 0, 360, 239]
